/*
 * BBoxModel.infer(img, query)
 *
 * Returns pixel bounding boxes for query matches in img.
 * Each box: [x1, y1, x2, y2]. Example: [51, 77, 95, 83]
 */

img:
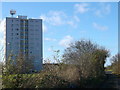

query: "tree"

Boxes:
[91, 48, 109, 77]
[3, 53, 34, 74]
[110, 54, 120, 74]
[62, 40, 109, 79]
[2, 53, 35, 88]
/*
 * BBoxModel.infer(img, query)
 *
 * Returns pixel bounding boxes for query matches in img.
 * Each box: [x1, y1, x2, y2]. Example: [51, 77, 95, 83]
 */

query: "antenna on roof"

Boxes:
[10, 10, 16, 17]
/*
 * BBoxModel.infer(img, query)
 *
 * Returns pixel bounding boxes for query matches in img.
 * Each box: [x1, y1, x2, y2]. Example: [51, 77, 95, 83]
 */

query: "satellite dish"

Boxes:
[10, 10, 16, 17]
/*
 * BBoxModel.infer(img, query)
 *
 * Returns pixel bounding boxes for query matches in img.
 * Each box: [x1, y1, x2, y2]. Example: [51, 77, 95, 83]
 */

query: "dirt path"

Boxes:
[100, 72, 120, 89]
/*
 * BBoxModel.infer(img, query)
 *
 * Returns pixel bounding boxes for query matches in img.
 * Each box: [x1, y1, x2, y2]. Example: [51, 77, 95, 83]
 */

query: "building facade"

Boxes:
[6, 15, 43, 71]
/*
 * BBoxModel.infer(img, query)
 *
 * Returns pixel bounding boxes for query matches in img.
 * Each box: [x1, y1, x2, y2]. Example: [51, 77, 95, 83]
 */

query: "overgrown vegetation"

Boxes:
[2, 40, 110, 88]
[62, 40, 109, 87]
[106, 54, 120, 75]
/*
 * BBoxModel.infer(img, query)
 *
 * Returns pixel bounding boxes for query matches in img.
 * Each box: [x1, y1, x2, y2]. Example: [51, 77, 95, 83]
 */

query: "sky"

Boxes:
[0, 2, 118, 66]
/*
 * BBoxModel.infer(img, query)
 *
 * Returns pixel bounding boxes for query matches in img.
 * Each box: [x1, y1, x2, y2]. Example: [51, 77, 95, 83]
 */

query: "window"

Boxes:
[25, 47, 28, 49]
[16, 33, 19, 35]
[16, 28, 19, 31]
[11, 33, 13, 36]
[25, 29, 28, 31]
[16, 24, 19, 26]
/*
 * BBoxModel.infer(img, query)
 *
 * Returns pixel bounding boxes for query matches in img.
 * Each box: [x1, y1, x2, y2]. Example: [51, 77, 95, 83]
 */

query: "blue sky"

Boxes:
[0, 2, 118, 66]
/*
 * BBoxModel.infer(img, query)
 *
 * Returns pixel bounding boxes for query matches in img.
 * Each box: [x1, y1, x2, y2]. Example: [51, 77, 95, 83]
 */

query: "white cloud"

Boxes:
[40, 11, 80, 28]
[48, 11, 65, 25]
[59, 35, 73, 47]
[0, 19, 6, 48]
[40, 16, 48, 32]
[40, 11, 66, 26]
[0, 38, 4, 46]
[44, 37, 56, 41]
[48, 48, 53, 52]
[40, 15, 47, 21]
[74, 3, 89, 14]
[66, 15, 80, 28]
[67, 21, 76, 28]
[73, 15, 80, 22]
[93, 22, 108, 31]
[0, 19, 6, 62]
[0, 38, 5, 62]
[43, 24, 47, 32]
[95, 4, 111, 17]
[0, 38, 2, 42]
[0, 19, 6, 35]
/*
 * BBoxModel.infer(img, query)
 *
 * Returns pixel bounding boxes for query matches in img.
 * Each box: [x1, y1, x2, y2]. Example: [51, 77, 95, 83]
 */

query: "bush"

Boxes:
[110, 54, 120, 75]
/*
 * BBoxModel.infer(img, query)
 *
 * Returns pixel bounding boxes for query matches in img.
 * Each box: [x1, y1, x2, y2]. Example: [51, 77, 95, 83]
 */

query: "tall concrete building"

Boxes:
[6, 15, 43, 71]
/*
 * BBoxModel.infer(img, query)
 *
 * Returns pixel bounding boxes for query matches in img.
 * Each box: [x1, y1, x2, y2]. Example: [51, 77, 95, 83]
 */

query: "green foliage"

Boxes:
[2, 74, 36, 88]
[3, 54, 34, 74]
[62, 40, 109, 81]
[110, 54, 120, 75]
[37, 74, 70, 88]
[2, 54, 35, 88]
